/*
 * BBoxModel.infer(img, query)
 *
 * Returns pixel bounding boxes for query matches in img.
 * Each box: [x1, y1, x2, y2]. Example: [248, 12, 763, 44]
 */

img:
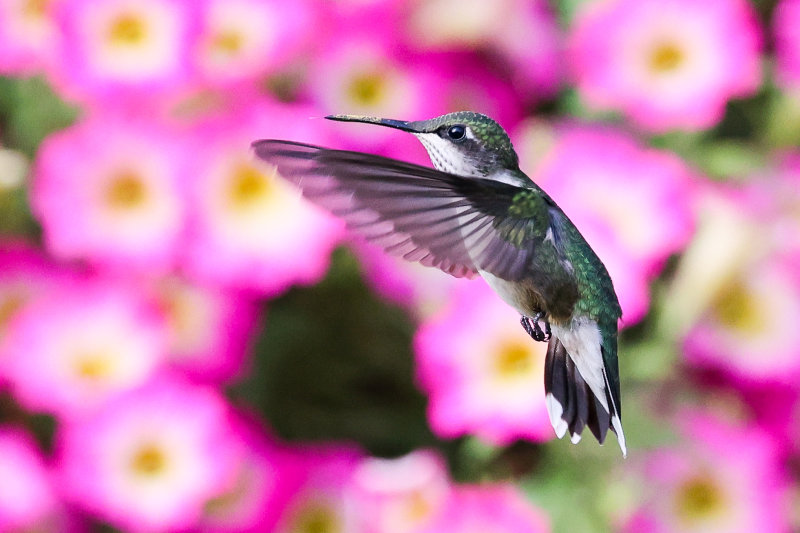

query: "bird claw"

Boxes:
[521, 312, 551, 342]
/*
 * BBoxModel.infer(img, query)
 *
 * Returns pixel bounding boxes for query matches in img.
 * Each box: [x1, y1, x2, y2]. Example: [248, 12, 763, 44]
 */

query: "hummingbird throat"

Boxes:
[414, 133, 485, 177]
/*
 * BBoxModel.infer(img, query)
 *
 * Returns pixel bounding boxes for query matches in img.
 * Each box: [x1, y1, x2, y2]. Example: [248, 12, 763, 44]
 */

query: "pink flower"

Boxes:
[569, 0, 762, 132]
[407, 0, 507, 49]
[56, 378, 239, 531]
[190, 0, 313, 88]
[0, 427, 60, 531]
[1, 277, 167, 417]
[0, 241, 65, 341]
[488, 0, 562, 100]
[619, 412, 790, 533]
[684, 255, 800, 385]
[274, 445, 362, 533]
[0, 0, 60, 75]
[414, 282, 553, 445]
[150, 276, 260, 383]
[407, 0, 561, 101]
[751, 152, 800, 262]
[421, 53, 524, 130]
[198, 415, 302, 533]
[515, 121, 697, 325]
[32, 113, 187, 274]
[774, 0, 800, 89]
[183, 103, 343, 296]
[0, 241, 70, 388]
[348, 450, 451, 533]
[419, 484, 550, 533]
[351, 239, 458, 319]
[741, 384, 800, 456]
[50, 0, 198, 103]
[661, 183, 767, 339]
[305, 34, 445, 155]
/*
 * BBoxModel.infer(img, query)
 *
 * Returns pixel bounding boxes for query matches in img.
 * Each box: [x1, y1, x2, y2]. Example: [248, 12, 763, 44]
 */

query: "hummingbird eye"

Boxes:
[446, 125, 467, 141]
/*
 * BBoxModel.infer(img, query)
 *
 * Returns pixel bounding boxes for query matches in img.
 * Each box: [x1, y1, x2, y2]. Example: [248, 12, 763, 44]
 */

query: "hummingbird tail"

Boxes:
[544, 337, 627, 456]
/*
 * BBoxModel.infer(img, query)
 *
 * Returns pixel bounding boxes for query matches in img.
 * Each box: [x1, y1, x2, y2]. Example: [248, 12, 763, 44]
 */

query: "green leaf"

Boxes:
[0, 76, 79, 157]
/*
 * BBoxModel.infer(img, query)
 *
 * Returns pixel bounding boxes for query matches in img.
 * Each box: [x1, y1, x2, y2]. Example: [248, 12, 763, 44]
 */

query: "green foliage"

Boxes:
[231, 248, 437, 458]
[0, 76, 79, 157]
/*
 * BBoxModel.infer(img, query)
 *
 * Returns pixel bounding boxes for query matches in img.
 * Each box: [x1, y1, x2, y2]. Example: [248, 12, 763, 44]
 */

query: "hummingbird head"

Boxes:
[326, 111, 520, 177]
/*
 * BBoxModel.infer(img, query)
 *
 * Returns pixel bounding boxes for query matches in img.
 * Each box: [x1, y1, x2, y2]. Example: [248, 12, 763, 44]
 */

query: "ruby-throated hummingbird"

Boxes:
[252, 111, 626, 456]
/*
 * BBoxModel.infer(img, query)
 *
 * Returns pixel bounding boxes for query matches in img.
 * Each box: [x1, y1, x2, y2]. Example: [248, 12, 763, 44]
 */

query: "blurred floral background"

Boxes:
[0, 0, 799, 531]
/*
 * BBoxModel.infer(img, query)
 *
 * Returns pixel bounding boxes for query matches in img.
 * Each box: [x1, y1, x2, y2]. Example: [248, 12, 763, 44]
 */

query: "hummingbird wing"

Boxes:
[252, 140, 554, 281]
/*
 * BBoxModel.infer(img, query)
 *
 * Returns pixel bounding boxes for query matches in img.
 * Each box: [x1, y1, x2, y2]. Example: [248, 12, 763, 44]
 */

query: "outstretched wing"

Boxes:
[252, 140, 553, 281]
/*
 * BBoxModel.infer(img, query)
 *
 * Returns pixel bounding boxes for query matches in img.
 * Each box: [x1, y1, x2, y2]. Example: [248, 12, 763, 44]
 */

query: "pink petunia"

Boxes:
[407, 0, 561, 100]
[420, 53, 525, 130]
[348, 450, 451, 533]
[619, 412, 790, 533]
[684, 254, 800, 386]
[305, 34, 445, 155]
[32, 113, 188, 274]
[569, 0, 762, 132]
[0, 241, 74, 388]
[418, 484, 550, 533]
[0, 241, 65, 339]
[55, 378, 240, 531]
[0, 427, 61, 531]
[198, 415, 303, 533]
[351, 239, 458, 319]
[515, 121, 698, 325]
[0, 0, 60, 75]
[751, 152, 800, 262]
[150, 276, 261, 384]
[1, 277, 168, 417]
[50, 0, 198, 103]
[661, 182, 770, 339]
[273, 445, 363, 533]
[741, 383, 800, 457]
[488, 0, 562, 100]
[190, 0, 313, 88]
[774, 0, 800, 89]
[407, 0, 511, 49]
[414, 282, 554, 445]
[182, 102, 343, 296]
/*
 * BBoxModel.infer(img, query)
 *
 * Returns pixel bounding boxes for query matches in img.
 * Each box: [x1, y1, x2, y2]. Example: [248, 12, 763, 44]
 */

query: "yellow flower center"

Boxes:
[495, 340, 534, 379]
[130, 444, 168, 477]
[212, 30, 244, 56]
[405, 490, 433, 522]
[675, 475, 725, 523]
[160, 290, 191, 337]
[73, 353, 113, 380]
[290, 503, 341, 533]
[348, 72, 386, 107]
[712, 280, 766, 334]
[22, 0, 48, 19]
[0, 293, 26, 329]
[108, 13, 147, 46]
[649, 41, 685, 73]
[105, 170, 148, 210]
[228, 163, 273, 208]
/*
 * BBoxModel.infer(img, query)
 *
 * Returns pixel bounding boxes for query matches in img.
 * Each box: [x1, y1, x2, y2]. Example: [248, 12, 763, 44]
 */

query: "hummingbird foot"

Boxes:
[521, 313, 551, 342]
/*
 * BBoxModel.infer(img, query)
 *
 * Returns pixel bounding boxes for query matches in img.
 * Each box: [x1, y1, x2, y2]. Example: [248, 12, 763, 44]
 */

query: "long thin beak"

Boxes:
[325, 114, 421, 133]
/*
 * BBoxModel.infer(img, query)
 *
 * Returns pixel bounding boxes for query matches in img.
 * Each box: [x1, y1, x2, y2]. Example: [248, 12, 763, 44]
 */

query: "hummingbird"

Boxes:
[252, 111, 626, 456]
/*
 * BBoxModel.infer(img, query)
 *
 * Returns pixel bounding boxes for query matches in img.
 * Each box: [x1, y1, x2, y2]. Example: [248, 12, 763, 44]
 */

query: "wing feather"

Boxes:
[253, 140, 551, 281]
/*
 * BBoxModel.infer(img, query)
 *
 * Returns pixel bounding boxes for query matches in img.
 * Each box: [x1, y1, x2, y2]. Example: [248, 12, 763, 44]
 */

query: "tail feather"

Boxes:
[565, 354, 588, 438]
[544, 337, 626, 456]
[587, 393, 609, 444]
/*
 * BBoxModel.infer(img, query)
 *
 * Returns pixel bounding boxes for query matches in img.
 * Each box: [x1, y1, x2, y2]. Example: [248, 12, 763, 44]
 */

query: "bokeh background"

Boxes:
[1, 0, 799, 531]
